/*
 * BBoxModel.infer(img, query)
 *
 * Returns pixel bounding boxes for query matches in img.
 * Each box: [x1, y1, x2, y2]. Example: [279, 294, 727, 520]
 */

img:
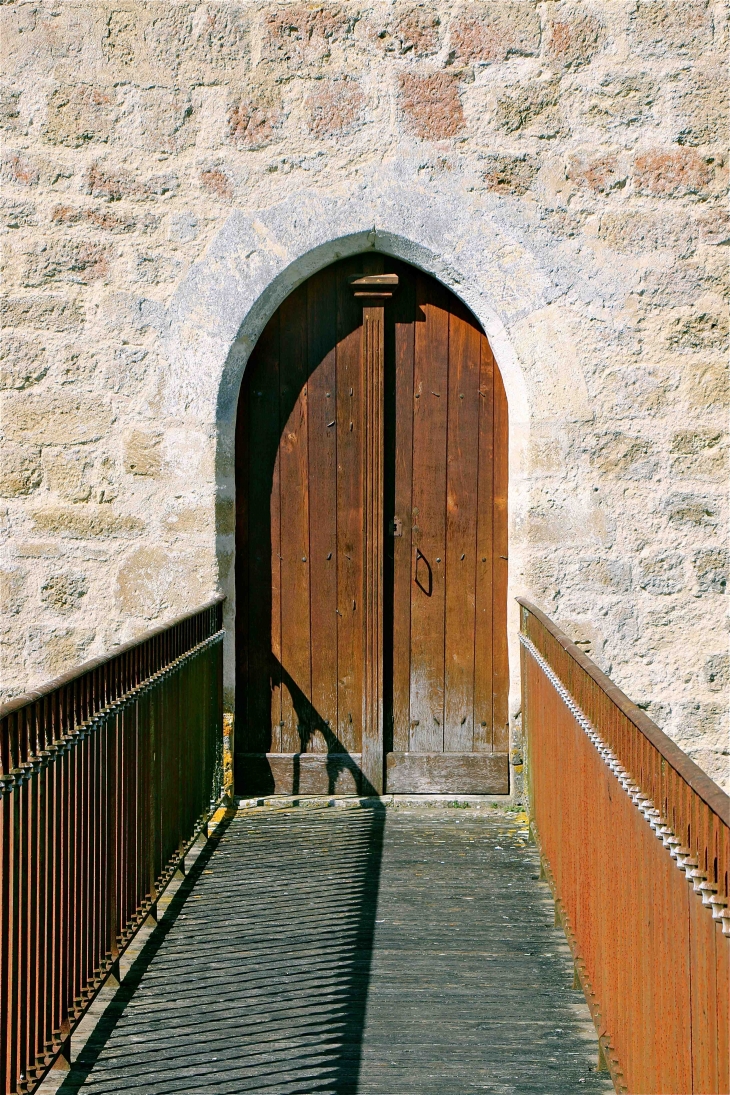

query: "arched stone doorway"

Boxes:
[235, 255, 509, 796]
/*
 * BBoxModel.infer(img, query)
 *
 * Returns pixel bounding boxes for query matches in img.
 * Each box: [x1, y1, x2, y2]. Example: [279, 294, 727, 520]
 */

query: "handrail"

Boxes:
[1, 595, 225, 776]
[519, 599, 729, 1094]
[0, 594, 225, 722]
[518, 598, 730, 824]
[1, 599, 226, 1095]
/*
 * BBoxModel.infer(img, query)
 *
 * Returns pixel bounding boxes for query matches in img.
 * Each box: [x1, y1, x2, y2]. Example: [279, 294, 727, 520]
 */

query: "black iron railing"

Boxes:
[0, 597, 225, 1093]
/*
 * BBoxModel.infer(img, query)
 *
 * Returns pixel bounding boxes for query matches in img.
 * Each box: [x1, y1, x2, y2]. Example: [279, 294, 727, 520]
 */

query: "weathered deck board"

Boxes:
[57, 806, 612, 1095]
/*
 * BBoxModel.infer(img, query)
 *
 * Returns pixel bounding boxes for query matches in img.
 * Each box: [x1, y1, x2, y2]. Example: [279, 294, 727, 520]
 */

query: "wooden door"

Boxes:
[235, 258, 508, 797]
[385, 269, 509, 793]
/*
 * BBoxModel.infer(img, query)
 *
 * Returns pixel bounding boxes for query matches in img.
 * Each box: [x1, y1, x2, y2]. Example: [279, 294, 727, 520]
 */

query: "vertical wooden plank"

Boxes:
[336, 265, 364, 755]
[409, 274, 449, 753]
[473, 336, 495, 751]
[278, 285, 312, 755]
[307, 269, 339, 753]
[443, 306, 481, 752]
[270, 413, 283, 753]
[242, 312, 281, 753]
[234, 357, 250, 747]
[492, 358, 509, 751]
[361, 301, 385, 793]
[390, 267, 415, 754]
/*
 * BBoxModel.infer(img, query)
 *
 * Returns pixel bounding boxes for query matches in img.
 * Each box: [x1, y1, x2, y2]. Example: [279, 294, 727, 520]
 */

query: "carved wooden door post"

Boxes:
[348, 273, 398, 794]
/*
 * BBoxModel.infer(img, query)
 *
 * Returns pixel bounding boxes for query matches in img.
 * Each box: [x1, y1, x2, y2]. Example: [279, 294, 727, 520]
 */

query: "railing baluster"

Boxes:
[519, 598, 730, 1094]
[0, 596, 225, 1094]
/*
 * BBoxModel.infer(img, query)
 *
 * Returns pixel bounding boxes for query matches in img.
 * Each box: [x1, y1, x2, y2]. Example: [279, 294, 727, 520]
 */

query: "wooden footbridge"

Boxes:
[2, 600, 729, 1094]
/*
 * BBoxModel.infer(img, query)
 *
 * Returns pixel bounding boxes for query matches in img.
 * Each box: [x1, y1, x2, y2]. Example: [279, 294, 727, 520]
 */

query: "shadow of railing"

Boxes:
[57, 804, 386, 1095]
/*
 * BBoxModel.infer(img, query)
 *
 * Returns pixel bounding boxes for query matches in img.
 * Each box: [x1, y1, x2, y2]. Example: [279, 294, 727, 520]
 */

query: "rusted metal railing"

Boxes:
[519, 599, 730, 1095]
[1, 597, 225, 1094]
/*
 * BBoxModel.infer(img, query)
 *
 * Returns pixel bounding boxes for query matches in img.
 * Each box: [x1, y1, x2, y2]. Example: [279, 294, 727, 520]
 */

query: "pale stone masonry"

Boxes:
[1, 0, 728, 787]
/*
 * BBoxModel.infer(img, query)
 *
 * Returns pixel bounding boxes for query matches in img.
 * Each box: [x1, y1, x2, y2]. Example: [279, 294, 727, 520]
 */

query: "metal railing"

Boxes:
[1, 597, 225, 1094]
[519, 599, 730, 1095]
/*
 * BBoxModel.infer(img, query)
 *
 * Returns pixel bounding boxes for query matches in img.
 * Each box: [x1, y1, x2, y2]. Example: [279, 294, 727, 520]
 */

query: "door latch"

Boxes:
[390, 517, 403, 537]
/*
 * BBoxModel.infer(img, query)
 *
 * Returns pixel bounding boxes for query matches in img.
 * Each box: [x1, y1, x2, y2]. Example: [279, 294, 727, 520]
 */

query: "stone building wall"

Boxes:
[1, 0, 728, 788]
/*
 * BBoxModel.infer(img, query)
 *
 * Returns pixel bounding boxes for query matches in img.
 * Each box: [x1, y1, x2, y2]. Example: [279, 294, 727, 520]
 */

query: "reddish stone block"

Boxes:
[200, 168, 233, 200]
[2, 152, 40, 187]
[544, 9, 605, 68]
[567, 152, 625, 193]
[450, 2, 540, 64]
[399, 72, 464, 140]
[262, 5, 357, 66]
[308, 80, 363, 138]
[228, 99, 281, 150]
[633, 148, 718, 197]
[86, 162, 177, 200]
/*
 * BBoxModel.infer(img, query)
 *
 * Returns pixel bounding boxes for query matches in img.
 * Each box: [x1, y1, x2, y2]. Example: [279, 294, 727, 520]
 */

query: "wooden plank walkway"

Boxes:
[52, 804, 613, 1094]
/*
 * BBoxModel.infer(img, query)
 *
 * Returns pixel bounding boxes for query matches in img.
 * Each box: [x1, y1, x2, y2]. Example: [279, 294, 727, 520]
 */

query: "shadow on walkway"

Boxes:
[58, 805, 386, 1095]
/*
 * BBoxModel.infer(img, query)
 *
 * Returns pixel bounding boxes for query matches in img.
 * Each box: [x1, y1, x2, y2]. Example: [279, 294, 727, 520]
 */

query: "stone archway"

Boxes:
[161, 181, 592, 780]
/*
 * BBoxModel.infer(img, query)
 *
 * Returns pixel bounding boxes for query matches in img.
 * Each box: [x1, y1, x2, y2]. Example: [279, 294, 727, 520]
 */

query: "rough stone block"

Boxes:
[42, 448, 95, 503]
[0, 87, 21, 129]
[200, 167, 233, 200]
[399, 72, 464, 140]
[666, 311, 728, 353]
[668, 65, 726, 147]
[261, 5, 358, 68]
[2, 198, 38, 229]
[163, 507, 208, 535]
[4, 394, 114, 445]
[308, 79, 363, 138]
[703, 653, 729, 693]
[370, 5, 441, 56]
[119, 87, 196, 154]
[693, 548, 728, 594]
[1, 151, 39, 186]
[102, 8, 143, 67]
[0, 295, 84, 331]
[449, 2, 540, 64]
[597, 211, 696, 255]
[637, 551, 685, 595]
[28, 627, 96, 680]
[215, 498, 235, 536]
[576, 72, 659, 130]
[633, 149, 720, 198]
[589, 431, 658, 479]
[22, 241, 112, 286]
[41, 572, 88, 613]
[31, 506, 144, 539]
[493, 77, 562, 136]
[115, 546, 207, 616]
[0, 444, 42, 497]
[682, 360, 729, 410]
[567, 151, 625, 193]
[51, 203, 153, 234]
[663, 492, 719, 527]
[482, 154, 537, 195]
[123, 430, 163, 477]
[0, 334, 47, 389]
[228, 95, 282, 149]
[86, 162, 178, 201]
[628, 0, 714, 58]
[192, 4, 250, 68]
[0, 568, 25, 616]
[45, 84, 117, 147]
[543, 7, 606, 68]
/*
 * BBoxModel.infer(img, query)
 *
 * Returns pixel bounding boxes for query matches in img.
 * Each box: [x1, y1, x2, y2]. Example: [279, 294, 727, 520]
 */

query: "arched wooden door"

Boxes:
[235, 257, 508, 796]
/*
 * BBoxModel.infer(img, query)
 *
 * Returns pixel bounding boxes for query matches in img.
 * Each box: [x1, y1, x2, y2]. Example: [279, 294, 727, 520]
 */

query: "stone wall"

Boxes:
[2, 0, 728, 788]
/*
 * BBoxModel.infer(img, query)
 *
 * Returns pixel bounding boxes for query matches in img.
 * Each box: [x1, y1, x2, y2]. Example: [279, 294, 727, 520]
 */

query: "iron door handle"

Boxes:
[415, 548, 432, 597]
